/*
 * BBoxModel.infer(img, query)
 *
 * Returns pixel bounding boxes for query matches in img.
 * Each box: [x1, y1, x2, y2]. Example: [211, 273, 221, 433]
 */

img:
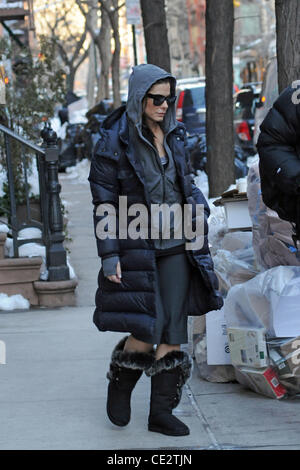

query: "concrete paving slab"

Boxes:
[0, 396, 211, 450]
[193, 390, 300, 448]
[2, 177, 300, 450]
[189, 370, 244, 395]
[0, 307, 211, 450]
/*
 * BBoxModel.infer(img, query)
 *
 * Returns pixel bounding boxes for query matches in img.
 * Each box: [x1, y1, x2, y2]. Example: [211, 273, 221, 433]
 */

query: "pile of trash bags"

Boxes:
[247, 162, 300, 270]
[192, 161, 300, 398]
[225, 265, 300, 399]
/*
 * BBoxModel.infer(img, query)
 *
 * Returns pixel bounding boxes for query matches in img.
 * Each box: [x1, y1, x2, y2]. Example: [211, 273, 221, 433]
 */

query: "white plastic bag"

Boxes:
[224, 265, 300, 338]
[194, 333, 236, 383]
[213, 247, 260, 297]
[247, 162, 300, 269]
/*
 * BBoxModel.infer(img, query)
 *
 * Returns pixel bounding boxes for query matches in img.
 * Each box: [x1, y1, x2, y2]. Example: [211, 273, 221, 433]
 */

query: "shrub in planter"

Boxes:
[0, 36, 66, 220]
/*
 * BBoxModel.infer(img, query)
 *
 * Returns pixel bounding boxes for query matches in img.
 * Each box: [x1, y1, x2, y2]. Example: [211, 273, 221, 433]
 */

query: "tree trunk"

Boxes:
[111, 32, 121, 108]
[109, 1, 121, 109]
[205, 0, 235, 198]
[86, 0, 98, 108]
[275, 0, 300, 93]
[87, 41, 97, 108]
[96, 4, 111, 102]
[140, 0, 171, 72]
[66, 67, 75, 92]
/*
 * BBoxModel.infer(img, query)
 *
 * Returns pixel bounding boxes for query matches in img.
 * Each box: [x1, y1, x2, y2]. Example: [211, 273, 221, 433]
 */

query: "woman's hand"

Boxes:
[107, 261, 122, 284]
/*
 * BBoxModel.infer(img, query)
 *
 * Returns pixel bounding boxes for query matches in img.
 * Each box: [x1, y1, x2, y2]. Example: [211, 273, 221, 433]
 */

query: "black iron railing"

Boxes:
[0, 121, 69, 282]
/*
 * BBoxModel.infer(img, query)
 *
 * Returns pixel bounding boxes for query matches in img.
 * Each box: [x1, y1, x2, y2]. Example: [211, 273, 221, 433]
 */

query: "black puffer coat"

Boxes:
[257, 85, 300, 226]
[88, 65, 223, 339]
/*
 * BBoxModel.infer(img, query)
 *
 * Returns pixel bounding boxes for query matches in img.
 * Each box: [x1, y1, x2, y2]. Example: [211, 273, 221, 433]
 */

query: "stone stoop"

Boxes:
[0, 256, 43, 305]
[0, 233, 78, 307]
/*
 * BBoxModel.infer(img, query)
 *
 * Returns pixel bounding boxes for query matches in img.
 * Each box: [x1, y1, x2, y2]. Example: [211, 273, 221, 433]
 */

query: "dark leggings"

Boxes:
[135, 252, 192, 345]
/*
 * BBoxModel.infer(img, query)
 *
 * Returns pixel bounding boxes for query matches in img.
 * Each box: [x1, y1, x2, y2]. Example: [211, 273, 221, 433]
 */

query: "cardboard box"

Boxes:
[268, 349, 293, 378]
[206, 308, 231, 365]
[280, 354, 300, 379]
[223, 199, 252, 230]
[239, 366, 287, 399]
[279, 376, 300, 394]
[268, 337, 300, 378]
[227, 327, 268, 368]
[213, 194, 252, 230]
[280, 336, 300, 359]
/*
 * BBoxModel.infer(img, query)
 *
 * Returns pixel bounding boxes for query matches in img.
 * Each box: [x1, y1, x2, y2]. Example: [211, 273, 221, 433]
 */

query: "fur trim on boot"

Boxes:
[106, 336, 155, 427]
[107, 336, 155, 381]
[145, 350, 193, 407]
[146, 350, 193, 436]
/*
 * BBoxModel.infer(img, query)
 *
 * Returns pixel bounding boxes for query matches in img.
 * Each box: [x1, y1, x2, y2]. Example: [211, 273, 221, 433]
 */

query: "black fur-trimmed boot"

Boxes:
[106, 336, 155, 427]
[146, 350, 193, 436]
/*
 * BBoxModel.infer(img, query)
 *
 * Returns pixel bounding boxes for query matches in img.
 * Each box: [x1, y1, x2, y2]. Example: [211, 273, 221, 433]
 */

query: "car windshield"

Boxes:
[183, 86, 206, 109]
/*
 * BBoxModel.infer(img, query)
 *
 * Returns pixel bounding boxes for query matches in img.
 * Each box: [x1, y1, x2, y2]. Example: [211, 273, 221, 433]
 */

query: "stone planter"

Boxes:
[34, 278, 78, 307]
[0, 256, 43, 305]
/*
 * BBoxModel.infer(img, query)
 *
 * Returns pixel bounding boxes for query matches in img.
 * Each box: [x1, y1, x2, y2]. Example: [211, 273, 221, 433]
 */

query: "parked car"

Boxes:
[253, 56, 278, 146]
[176, 77, 206, 135]
[233, 82, 261, 157]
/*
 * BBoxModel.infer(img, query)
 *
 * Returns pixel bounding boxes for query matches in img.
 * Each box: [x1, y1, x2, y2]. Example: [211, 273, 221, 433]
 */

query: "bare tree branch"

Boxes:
[73, 24, 89, 61]
[98, 0, 125, 17]
[74, 43, 90, 70]
[76, 0, 98, 42]
[39, 3, 90, 91]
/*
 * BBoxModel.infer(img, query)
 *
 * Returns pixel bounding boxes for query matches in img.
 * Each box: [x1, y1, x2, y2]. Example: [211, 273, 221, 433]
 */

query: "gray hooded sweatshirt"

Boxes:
[103, 64, 186, 277]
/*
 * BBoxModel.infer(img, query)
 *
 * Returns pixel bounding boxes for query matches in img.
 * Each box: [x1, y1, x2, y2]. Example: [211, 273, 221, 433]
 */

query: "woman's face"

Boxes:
[143, 82, 171, 123]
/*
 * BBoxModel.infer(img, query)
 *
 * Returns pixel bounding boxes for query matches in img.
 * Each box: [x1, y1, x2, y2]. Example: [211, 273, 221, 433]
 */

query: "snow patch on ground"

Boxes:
[18, 227, 42, 240]
[0, 223, 9, 233]
[5, 233, 77, 281]
[67, 258, 76, 279]
[0, 156, 40, 200]
[0, 2, 23, 8]
[0, 164, 7, 198]
[27, 159, 40, 198]
[50, 118, 68, 140]
[0, 293, 30, 311]
[60, 158, 90, 184]
[194, 170, 209, 199]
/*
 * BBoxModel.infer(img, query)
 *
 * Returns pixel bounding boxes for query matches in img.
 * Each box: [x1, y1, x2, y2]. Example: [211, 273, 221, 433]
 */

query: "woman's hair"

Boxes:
[141, 78, 172, 146]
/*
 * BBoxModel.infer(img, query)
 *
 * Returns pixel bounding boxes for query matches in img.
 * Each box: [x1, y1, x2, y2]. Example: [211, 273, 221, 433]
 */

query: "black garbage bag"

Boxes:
[188, 134, 248, 179]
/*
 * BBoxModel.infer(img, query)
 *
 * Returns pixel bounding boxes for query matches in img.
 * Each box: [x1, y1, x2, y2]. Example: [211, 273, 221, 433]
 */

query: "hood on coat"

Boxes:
[126, 64, 177, 133]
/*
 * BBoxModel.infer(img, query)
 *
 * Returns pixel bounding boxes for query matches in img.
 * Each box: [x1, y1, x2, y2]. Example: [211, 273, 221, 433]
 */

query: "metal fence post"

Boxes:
[41, 122, 70, 281]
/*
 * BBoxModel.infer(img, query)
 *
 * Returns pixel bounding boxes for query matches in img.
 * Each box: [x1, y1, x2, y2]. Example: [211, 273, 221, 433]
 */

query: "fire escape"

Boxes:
[0, 0, 34, 48]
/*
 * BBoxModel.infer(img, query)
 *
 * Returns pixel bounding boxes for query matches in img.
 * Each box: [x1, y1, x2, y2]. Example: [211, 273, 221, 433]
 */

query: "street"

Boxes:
[0, 176, 299, 451]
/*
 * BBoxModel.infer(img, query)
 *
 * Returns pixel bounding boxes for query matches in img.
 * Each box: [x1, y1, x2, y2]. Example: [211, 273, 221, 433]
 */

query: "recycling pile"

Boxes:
[192, 161, 300, 399]
[224, 265, 300, 399]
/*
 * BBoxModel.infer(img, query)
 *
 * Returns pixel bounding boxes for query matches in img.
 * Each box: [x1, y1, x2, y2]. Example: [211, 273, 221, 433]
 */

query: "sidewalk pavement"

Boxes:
[0, 177, 300, 450]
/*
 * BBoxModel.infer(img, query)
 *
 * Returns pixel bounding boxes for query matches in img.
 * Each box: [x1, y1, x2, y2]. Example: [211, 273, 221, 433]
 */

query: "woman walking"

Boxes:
[88, 64, 223, 436]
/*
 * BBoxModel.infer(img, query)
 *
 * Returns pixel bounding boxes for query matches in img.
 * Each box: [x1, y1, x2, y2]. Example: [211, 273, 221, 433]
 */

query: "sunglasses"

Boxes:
[147, 93, 177, 106]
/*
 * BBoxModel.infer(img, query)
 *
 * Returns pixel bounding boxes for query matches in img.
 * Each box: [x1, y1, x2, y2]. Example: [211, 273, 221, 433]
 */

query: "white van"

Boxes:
[253, 56, 278, 146]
